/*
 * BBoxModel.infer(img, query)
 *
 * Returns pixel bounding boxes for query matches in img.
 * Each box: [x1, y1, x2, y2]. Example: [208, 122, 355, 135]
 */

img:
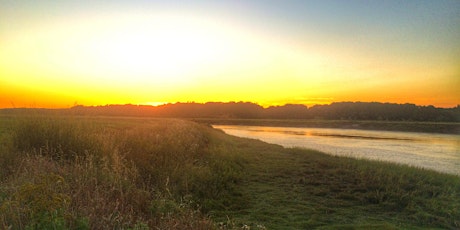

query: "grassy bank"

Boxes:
[192, 118, 460, 134]
[0, 116, 459, 229]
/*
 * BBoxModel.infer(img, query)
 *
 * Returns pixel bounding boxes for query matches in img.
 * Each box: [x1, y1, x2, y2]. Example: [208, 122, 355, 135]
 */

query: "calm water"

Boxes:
[214, 125, 460, 176]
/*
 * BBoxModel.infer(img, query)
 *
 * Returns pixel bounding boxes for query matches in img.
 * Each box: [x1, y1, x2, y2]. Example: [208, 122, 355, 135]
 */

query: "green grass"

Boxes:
[0, 115, 459, 229]
[232, 147, 460, 229]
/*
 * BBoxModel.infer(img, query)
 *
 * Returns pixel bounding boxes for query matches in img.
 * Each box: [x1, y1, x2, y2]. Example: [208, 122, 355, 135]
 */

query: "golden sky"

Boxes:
[1, 0, 459, 108]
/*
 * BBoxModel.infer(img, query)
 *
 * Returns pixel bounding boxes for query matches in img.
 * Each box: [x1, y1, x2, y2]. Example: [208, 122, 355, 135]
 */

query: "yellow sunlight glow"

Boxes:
[87, 13, 236, 84]
[1, 8, 458, 108]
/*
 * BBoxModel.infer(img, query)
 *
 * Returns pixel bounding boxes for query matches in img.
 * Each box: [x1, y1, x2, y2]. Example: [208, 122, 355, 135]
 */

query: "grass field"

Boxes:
[0, 115, 459, 229]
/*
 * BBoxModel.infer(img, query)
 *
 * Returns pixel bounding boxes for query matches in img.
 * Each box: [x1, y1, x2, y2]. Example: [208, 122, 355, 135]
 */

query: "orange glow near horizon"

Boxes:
[1, 2, 459, 109]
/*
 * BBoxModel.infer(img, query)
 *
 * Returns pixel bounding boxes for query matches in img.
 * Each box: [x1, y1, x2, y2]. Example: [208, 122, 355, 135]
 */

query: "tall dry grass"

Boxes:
[0, 116, 241, 229]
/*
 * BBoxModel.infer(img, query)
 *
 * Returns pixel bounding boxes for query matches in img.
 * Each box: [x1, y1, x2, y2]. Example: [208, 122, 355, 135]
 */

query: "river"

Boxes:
[213, 125, 460, 176]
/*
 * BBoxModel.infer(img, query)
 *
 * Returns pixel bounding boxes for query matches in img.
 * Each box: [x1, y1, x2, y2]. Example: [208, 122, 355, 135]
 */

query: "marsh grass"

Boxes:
[10, 117, 101, 162]
[0, 115, 459, 229]
[0, 116, 229, 229]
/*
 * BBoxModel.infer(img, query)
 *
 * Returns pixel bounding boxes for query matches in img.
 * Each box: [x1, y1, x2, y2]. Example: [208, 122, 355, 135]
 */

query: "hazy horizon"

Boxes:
[1, 0, 459, 108]
[2, 100, 459, 110]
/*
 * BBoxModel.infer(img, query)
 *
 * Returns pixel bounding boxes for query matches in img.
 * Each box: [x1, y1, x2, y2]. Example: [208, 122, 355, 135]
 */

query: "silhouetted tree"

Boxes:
[63, 102, 460, 122]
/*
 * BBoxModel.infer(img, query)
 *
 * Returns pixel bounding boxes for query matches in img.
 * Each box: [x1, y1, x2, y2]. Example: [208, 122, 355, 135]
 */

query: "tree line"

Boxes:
[2, 102, 458, 122]
[65, 102, 460, 122]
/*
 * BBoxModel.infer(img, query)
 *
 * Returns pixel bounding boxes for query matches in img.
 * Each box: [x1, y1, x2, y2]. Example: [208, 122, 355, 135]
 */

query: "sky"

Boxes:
[1, 0, 459, 108]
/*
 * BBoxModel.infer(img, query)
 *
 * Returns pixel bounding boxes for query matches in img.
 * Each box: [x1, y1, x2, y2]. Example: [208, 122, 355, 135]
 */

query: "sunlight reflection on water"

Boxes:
[214, 125, 460, 176]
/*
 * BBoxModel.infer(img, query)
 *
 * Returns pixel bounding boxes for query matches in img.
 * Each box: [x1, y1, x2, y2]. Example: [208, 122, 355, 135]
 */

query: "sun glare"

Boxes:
[84, 13, 239, 86]
[140, 102, 168, 107]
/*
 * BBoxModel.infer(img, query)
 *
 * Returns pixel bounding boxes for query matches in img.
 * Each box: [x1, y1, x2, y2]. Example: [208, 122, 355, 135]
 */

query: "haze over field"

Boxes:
[1, 0, 459, 108]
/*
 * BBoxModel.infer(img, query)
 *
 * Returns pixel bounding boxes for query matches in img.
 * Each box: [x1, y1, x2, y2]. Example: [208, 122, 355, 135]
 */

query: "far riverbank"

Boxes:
[193, 118, 460, 134]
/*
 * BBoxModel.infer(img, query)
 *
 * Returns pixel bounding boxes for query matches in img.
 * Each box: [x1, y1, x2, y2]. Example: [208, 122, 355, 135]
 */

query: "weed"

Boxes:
[1, 173, 70, 229]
